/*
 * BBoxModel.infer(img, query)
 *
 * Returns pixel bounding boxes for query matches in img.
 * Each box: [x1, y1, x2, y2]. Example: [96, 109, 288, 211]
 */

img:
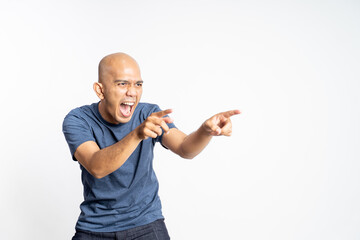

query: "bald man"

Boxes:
[63, 52, 240, 240]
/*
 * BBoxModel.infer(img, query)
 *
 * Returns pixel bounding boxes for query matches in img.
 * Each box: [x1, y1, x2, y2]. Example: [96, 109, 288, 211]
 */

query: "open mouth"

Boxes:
[119, 102, 135, 118]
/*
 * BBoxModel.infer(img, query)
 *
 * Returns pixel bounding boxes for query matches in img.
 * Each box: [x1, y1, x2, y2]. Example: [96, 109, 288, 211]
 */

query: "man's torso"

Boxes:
[63, 102, 175, 232]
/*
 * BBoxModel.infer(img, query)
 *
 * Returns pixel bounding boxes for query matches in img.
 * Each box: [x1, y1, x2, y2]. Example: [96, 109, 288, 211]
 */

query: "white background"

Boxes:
[1, 0, 359, 239]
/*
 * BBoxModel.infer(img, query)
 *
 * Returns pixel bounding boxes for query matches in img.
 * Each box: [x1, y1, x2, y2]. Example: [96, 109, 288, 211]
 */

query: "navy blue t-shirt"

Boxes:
[62, 102, 176, 232]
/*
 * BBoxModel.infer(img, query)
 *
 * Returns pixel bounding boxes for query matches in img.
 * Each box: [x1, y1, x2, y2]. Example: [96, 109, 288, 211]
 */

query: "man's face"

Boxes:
[99, 60, 143, 124]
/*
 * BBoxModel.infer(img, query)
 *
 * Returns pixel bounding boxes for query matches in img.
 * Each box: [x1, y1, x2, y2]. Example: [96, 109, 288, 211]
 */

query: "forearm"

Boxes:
[89, 130, 142, 178]
[76, 109, 174, 179]
[179, 124, 212, 159]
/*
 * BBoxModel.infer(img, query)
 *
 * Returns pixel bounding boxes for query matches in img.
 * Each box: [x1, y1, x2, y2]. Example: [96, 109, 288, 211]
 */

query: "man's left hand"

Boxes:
[202, 110, 241, 136]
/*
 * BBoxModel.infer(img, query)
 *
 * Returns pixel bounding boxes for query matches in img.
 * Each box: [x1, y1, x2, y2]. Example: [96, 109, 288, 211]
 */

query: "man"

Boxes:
[63, 52, 240, 240]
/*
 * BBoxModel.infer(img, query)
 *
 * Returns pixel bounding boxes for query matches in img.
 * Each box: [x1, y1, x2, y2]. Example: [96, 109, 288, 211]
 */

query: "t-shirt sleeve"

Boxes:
[62, 113, 95, 161]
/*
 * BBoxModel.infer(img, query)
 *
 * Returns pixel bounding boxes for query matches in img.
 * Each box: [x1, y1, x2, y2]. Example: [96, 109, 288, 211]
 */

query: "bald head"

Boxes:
[98, 52, 141, 84]
[94, 52, 143, 124]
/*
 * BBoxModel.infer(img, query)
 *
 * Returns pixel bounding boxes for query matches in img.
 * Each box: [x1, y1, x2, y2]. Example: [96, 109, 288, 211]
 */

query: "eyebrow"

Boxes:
[114, 80, 144, 84]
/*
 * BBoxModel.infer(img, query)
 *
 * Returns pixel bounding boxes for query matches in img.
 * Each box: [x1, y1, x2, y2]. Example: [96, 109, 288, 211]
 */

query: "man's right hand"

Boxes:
[135, 109, 174, 140]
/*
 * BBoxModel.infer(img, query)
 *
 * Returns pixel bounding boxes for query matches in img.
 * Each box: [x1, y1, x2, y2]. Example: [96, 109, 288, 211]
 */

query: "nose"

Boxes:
[126, 84, 137, 97]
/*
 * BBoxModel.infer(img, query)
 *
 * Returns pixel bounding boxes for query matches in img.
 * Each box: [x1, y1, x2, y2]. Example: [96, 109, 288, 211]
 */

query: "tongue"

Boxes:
[120, 104, 131, 117]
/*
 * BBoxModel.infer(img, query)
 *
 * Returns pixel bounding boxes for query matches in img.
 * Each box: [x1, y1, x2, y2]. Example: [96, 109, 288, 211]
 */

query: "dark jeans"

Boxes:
[72, 219, 170, 240]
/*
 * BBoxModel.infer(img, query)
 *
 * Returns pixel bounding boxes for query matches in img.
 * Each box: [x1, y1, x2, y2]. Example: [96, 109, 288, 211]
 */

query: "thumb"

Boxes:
[203, 121, 221, 135]
[213, 127, 221, 135]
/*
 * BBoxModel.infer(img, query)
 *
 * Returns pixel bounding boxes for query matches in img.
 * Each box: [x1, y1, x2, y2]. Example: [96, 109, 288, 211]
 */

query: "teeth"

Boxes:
[123, 102, 134, 106]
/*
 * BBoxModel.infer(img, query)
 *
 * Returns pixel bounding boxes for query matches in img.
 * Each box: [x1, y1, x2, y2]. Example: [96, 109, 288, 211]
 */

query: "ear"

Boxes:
[93, 82, 104, 100]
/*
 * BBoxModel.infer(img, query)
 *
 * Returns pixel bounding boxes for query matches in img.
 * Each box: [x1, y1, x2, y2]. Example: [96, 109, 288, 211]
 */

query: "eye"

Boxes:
[118, 82, 127, 86]
[136, 83, 143, 87]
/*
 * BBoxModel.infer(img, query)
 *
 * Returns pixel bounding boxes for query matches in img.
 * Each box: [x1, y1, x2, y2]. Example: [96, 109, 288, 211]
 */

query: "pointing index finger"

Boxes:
[222, 109, 241, 118]
[152, 109, 173, 118]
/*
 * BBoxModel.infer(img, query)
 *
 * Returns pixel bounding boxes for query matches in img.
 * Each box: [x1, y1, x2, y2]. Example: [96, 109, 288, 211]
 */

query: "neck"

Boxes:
[98, 101, 115, 124]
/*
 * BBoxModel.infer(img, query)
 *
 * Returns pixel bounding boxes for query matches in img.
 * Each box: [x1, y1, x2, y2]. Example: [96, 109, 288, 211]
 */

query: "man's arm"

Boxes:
[74, 109, 174, 179]
[162, 110, 241, 159]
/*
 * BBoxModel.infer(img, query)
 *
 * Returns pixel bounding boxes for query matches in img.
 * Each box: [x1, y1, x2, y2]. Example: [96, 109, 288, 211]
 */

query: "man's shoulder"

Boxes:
[65, 103, 97, 118]
[137, 102, 159, 110]
[136, 102, 162, 117]
[63, 103, 98, 128]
